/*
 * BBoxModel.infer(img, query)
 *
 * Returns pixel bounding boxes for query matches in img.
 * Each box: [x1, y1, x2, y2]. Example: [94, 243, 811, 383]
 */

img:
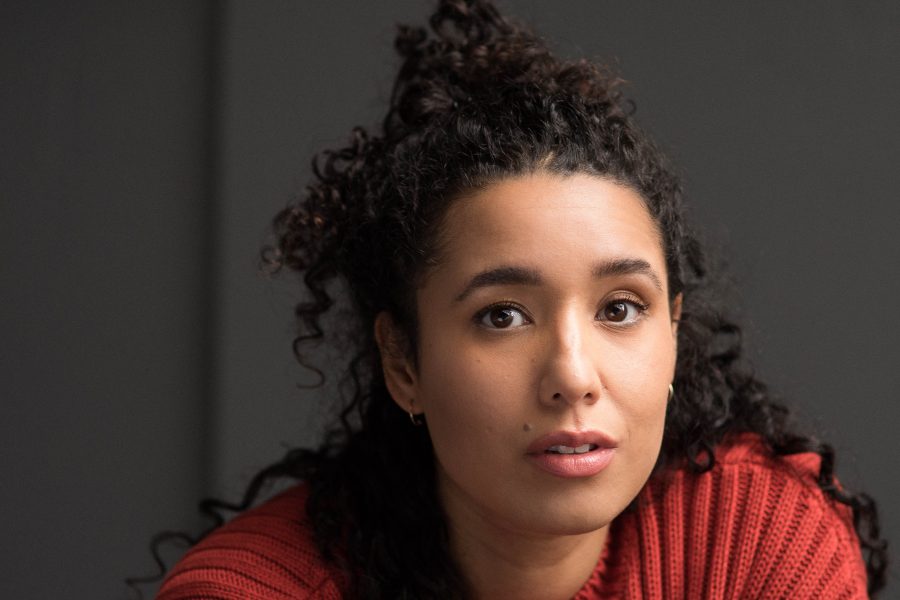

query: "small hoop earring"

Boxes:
[667, 383, 675, 402]
[406, 401, 425, 427]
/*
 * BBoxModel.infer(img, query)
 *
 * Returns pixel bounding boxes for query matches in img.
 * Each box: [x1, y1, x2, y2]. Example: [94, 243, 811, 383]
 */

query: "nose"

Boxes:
[537, 315, 602, 408]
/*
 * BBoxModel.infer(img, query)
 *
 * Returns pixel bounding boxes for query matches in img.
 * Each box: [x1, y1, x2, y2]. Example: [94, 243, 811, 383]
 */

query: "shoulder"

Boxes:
[611, 434, 868, 599]
[156, 485, 345, 600]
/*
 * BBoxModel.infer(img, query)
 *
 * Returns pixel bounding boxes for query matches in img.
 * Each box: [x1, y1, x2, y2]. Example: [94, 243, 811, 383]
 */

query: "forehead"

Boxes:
[432, 173, 665, 278]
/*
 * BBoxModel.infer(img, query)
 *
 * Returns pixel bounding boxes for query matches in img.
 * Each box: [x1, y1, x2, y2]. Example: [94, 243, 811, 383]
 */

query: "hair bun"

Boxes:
[428, 0, 512, 48]
[388, 0, 556, 133]
[393, 0, 510, 65]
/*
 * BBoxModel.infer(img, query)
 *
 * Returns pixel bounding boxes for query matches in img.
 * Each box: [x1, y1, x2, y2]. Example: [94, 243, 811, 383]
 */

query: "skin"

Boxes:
[377, 172, 681, 599]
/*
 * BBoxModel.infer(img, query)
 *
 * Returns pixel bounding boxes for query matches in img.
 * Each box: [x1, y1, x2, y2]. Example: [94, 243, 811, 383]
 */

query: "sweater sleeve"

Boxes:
[729, 444, 869, 599]
[609, 434, 870, 599]
[155, 486, 344, 600]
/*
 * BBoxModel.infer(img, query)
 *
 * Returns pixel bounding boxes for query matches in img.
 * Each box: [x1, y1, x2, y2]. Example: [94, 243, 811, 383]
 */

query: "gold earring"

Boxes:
[668, 383, 675, 402]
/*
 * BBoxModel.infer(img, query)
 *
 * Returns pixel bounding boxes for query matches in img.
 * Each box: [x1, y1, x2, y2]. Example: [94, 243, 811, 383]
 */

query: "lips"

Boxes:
[526, 430, 617, 455]
[546, 443, 595, 454]
[526, 430, 618, 478]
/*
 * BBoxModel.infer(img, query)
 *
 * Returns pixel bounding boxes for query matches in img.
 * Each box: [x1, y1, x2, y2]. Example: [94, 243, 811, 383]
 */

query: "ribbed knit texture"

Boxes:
[574, 434, 868, 599]
[157, 435, 868, 599]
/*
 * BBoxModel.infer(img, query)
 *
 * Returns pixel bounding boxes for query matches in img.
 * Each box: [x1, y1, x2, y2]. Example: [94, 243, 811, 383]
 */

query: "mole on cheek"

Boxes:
[523, 423, 533, 432]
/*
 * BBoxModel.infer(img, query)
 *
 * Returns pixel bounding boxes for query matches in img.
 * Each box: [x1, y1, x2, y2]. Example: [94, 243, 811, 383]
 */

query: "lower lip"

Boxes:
[527, 448, 616, 478]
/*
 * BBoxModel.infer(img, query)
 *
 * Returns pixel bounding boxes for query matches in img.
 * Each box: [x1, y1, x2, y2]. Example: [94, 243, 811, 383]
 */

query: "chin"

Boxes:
[505, 496, 621, 537]
[528, 511, 614, 537]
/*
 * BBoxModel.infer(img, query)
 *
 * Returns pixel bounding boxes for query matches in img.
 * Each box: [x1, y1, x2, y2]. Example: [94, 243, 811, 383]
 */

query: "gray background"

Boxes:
[2, 1, 898, 598]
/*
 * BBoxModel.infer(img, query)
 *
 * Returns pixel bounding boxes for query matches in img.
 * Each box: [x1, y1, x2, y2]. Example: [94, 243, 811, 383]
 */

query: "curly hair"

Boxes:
[136, 1, 887, 597]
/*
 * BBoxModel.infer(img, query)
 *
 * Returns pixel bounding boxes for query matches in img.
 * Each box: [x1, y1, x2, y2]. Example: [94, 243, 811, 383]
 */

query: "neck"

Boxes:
[441, 481, 609, 600]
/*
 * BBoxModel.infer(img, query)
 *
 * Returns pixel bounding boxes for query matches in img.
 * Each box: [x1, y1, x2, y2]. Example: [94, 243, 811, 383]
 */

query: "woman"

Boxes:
[154, 0, 886, 597]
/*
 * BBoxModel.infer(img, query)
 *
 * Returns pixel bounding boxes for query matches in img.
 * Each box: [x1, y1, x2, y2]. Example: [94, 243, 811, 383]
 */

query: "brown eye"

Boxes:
[479, 306, 528, 329]
[599, 299, 647, 325]
[604, 301, 629, 322]
[489, 308, 515, 328]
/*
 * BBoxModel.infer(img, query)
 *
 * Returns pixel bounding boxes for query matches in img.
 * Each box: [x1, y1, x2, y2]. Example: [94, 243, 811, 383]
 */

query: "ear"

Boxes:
[374, 311, 420, 415]
[670, 293, 683, 337]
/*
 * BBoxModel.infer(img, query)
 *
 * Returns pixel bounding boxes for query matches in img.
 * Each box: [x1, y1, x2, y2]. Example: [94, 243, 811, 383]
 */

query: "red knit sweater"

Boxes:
[157, 435, 868, 599]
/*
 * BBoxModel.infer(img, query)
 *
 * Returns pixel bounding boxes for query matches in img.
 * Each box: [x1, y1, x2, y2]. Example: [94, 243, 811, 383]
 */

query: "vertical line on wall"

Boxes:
[198, 0, 225, 504]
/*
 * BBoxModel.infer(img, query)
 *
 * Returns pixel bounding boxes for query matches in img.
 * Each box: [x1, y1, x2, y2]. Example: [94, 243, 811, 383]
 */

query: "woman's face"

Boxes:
[379, 172, 679, 537]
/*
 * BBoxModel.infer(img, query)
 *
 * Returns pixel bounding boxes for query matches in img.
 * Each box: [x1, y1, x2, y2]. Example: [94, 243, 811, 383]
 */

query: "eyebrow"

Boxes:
[454, 266, 542, 302]
[592, 258, 663, 292]
[454, 258, 663, 302]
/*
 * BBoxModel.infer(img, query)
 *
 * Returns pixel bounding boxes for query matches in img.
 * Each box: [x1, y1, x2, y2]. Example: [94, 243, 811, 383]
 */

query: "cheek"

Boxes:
[415, 337, 531, 470]
[418, 340, 505, 430]
[610, 328, 675, 438]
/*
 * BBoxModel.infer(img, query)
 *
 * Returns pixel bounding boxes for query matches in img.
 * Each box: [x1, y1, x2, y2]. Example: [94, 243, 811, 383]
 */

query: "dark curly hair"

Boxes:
[134, 1, 887, 597]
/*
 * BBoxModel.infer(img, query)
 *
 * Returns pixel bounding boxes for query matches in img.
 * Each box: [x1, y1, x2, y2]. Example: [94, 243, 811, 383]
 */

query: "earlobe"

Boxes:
[374, 311, 420, 414]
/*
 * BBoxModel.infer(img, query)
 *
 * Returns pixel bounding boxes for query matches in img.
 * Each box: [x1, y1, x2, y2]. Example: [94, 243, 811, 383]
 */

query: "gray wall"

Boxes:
[2, 2, 214, 599]
[2, 2, 898, 597]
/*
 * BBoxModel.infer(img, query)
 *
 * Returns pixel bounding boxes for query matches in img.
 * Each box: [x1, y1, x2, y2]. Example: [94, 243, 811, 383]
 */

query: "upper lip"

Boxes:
[526, 430, 618, 454]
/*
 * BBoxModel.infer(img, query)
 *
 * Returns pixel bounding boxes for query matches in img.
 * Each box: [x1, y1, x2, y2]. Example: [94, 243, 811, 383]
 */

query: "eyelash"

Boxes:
[473, 295, 650, 330]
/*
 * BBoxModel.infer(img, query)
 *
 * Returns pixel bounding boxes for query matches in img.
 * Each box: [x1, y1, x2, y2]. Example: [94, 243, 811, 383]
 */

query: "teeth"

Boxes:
[546, 444, 595, 455]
